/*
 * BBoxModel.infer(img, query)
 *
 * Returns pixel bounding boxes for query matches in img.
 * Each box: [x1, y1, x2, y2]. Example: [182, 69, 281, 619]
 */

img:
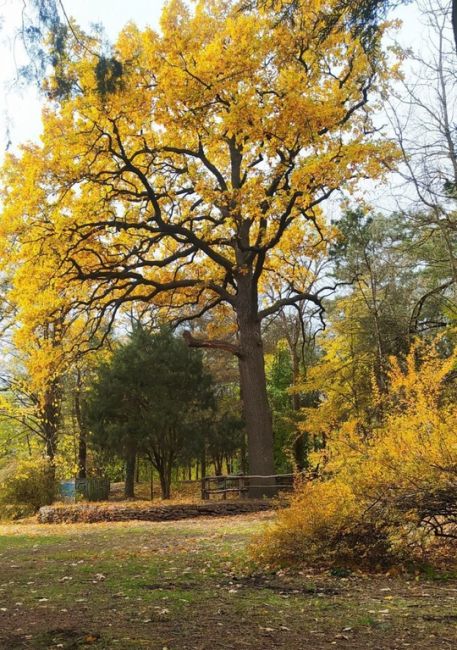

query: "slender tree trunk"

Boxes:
[43, 385, 59, 463]
[200, 447, 206, 481]
[236, 283, 275, 497]
[214, 457, 223, 476]
[360, 264, 386, 397]
[158, 464, 172, 499]
[159, 472, 169, 499]
[44, 430, 57, 499]
[77, 433, 87, 479]
[125, 447, 136, 498]
[148, 449, 171, 500]
[74, 373, 87, 479]
[291, 351, 306, 471]
[294, 436, 305, 471]
[240, 431, 247, 474]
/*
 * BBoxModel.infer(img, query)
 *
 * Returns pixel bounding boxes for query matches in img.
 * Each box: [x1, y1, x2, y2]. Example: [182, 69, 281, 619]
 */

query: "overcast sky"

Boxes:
[0, 0, 425, 160]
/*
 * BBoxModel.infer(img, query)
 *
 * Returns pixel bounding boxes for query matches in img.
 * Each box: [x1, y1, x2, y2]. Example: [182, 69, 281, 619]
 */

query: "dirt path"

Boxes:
[0, 513, 456, 649]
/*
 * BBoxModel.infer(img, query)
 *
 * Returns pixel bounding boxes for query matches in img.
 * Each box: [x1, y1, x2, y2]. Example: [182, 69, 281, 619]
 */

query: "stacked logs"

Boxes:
[38, 500, 274, 524]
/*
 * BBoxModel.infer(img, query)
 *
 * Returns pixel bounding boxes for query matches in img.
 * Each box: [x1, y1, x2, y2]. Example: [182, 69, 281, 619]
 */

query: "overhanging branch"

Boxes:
[183, 331, 242, 358]
[258, 291, 323, 320]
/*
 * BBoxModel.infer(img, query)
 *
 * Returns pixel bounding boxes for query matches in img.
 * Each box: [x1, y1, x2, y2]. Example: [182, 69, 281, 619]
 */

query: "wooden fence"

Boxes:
[200, 474, 296, 500]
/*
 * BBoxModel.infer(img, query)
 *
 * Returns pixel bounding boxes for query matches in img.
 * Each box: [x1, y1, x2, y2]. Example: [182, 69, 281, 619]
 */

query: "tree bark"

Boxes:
[236, 281, 276, 497]
[77, 432, 87, 480]
[147, 448, 173, 499]
[74, 373, 87, 479]
[42, 378, 61, 492]
[158, 465, 172, 499]
[212, 455, 223, 476]
[226, 456, 232, 475]
[184, 274, 276, 496]
[125, 447, 136, 498]
[200, 447, 206, 481]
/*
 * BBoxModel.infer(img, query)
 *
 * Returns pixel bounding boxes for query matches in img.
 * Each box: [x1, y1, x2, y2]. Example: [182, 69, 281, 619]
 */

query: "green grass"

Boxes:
[0, 514, 456, 649]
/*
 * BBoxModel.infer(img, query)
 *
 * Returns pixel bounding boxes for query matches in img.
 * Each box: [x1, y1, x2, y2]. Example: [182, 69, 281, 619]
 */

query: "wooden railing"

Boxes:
[200, 474, 296, 500]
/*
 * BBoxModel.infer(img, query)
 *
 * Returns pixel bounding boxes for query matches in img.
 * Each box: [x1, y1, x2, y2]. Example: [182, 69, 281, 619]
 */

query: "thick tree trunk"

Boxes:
[44, 432, 57, 502]
[184, 273, 276, 497]
[125, 448, 136, 498]
[45, 433, 57, 468]
[42, 379, 61, 497]
[236, 292, 276, 497]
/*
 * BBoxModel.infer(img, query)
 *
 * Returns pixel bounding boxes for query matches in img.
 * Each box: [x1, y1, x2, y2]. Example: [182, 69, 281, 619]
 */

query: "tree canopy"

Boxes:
[0, 0, 399, 488]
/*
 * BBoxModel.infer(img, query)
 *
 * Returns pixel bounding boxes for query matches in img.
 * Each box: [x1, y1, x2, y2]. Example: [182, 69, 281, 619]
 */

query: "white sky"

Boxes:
[0, 0, 426, 159]
[0, 0, 164, 154]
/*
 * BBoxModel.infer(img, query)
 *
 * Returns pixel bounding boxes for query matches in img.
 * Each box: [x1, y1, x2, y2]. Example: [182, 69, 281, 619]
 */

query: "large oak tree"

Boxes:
[1, 0, 398, 491]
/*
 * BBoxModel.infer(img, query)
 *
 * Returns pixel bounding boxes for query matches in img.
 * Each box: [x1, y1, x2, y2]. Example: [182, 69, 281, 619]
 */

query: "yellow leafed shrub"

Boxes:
[254, 479, 398, 569]
[255, 339, 457, 570]
[0, 457, 56, 519]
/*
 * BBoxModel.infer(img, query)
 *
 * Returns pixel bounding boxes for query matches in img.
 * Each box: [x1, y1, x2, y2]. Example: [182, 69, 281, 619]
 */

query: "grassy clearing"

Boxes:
[0, 513, 456, 649]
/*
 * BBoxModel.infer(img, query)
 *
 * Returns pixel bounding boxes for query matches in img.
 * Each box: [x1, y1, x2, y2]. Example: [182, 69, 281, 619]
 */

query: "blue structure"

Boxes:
[59, 478, 110, 502]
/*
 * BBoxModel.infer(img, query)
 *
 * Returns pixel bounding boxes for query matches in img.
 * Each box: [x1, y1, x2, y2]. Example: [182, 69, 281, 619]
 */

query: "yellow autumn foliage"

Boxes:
[1, 0, 400, 332]
[0, 457, 56, 519]
[255, 338, 457, 569]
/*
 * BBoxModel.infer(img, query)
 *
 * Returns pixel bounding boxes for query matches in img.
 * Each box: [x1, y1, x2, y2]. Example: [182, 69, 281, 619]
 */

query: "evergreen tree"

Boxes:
[86, 327, 214, 499]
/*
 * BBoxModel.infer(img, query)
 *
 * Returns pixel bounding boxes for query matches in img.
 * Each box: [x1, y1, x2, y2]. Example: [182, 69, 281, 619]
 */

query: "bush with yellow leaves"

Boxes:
[256, 478, 398, 569]
[0, 456, 56, 519]
[255, 339, 457, 570]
